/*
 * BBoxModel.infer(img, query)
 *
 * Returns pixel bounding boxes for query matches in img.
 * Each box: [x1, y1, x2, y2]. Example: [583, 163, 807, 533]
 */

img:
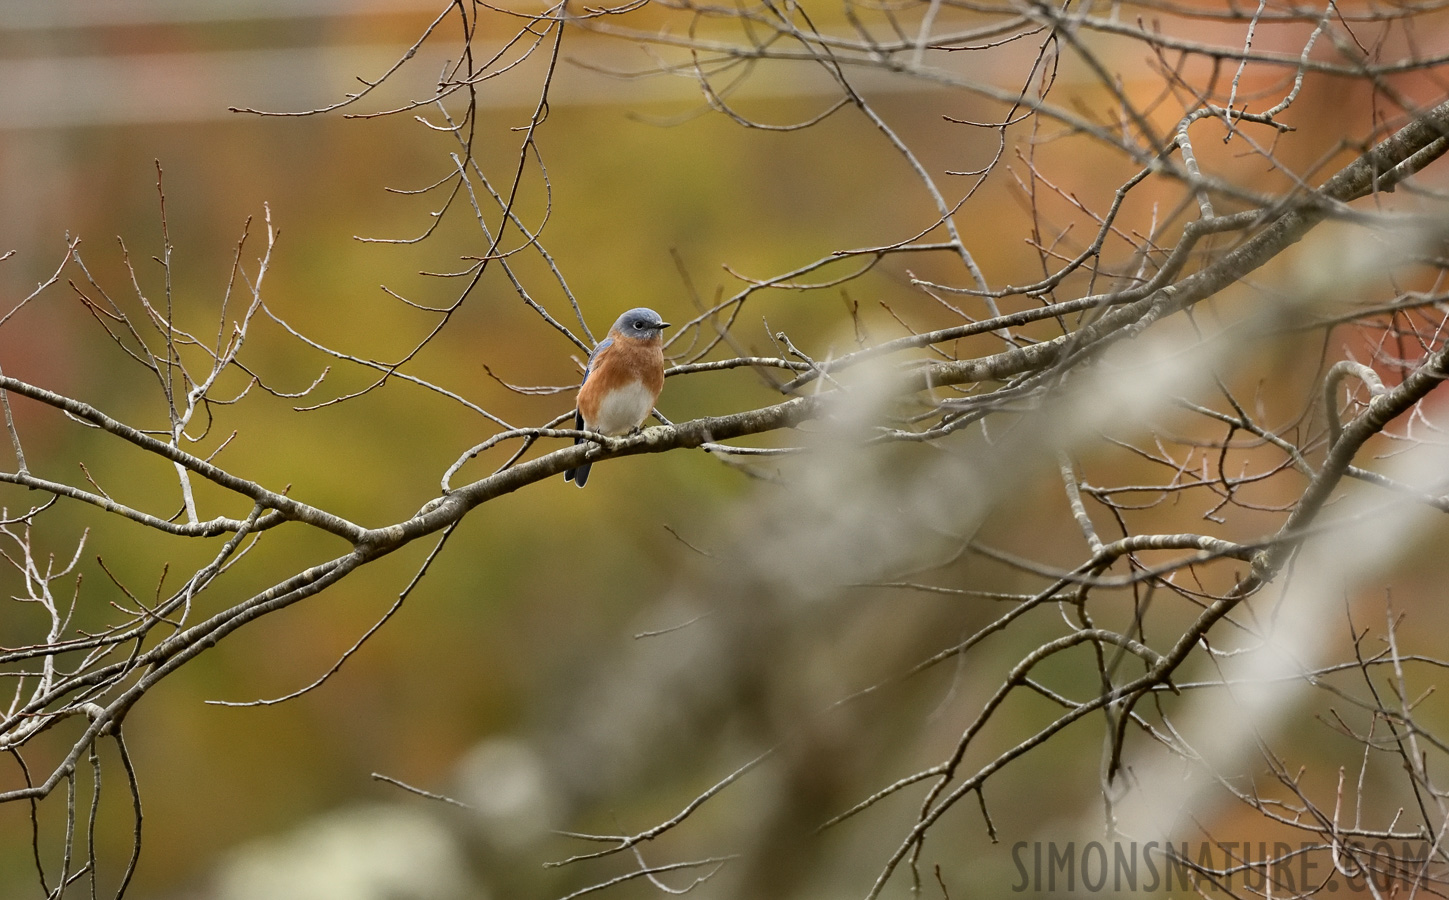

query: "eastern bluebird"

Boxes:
[564, 307, 669, 487]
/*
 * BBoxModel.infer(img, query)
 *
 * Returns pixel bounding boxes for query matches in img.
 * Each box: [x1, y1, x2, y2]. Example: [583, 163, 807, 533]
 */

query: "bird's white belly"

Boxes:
[590, 380, 656, 435]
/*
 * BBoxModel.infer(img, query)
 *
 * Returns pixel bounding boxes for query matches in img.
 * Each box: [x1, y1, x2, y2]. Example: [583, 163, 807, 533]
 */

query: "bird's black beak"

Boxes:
[658, 322, 671, 330]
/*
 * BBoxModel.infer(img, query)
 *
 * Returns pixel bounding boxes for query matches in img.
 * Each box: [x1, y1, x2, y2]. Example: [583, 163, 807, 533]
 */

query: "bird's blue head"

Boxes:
[610, 307, 670, 341]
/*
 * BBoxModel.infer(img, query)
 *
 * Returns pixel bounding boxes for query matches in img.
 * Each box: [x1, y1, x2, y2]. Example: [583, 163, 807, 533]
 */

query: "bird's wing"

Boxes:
[582, 336, 614, 383]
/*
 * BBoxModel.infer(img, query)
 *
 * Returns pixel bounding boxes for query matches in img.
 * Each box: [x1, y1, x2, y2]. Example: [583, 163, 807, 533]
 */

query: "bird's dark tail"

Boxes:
[564, 461, 591, 487]
[563, 410, 590, 487]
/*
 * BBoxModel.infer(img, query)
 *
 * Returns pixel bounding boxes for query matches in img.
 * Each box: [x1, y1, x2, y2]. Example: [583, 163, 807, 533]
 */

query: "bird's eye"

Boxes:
[634, 320, 645, 329]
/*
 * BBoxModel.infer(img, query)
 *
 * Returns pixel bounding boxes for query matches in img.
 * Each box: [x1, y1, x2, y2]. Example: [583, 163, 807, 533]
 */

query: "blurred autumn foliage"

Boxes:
[5, 2, 1449, 899]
